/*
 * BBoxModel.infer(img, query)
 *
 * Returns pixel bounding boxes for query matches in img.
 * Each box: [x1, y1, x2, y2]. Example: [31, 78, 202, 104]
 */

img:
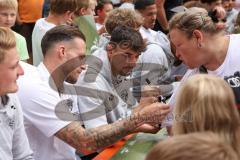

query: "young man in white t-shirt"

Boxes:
[134, 0, 186, 100]
[0, 27, 33, 160]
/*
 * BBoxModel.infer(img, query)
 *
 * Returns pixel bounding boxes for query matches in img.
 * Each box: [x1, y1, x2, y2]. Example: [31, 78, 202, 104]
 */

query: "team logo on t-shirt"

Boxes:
[224, 71, 240, 104]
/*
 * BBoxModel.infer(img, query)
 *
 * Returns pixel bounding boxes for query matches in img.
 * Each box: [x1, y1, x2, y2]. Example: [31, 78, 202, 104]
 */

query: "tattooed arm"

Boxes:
[55, 103, 170, 155]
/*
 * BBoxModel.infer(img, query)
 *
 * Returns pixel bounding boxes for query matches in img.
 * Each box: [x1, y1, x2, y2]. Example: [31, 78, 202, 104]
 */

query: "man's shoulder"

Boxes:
[17, 66, 60, 107]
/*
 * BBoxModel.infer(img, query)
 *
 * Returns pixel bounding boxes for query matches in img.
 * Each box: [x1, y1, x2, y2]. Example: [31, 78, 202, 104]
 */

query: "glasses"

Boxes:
[107, 40, 132, 50]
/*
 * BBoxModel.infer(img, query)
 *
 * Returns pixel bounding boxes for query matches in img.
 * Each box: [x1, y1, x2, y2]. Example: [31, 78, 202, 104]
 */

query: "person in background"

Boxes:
[201, 0, 223, 9]
[17, 0, 44, 64]
[222, 0, 239, 33]
[74, 0, 98, 55]
[93, 8, 143, 53]
[0, 0, 29, 61]
[32, 0, 78, 66]
[146, 132, 239, 160]
[134, 0, 185, 98]
[75, 0, 97, 16]
[134, 0, 159, 41]
[201, 0, 226, 23]
[95, 0, 113, 34]
[119, 0, 135, 10]
[153, 0, 183, 33]
[42, 0, 51, 17]
[0, 27, 34, 160]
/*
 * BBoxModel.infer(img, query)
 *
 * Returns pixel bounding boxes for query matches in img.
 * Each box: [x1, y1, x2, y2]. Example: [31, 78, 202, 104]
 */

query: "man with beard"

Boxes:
[77, 24, 167, 129]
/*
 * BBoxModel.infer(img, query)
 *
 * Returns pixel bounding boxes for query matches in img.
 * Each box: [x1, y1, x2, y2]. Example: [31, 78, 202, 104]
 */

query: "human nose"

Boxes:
[7, 14, 13, 21]
[128, 55, 139, 67]
[17, 64, 24, 76]
[130, 54, 138, 62]
[152, 14, 157, 21]
[6, 15, 10, 21]
[80, 64, 87, 70]
[175, 49, 181, 59]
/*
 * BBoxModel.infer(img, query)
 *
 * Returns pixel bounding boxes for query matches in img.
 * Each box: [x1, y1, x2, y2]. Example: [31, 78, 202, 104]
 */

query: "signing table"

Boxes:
[93, 128, 168, 160]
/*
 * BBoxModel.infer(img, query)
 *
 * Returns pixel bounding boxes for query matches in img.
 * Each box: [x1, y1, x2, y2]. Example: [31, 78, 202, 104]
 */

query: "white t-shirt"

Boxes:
[139, 26, 158, 42]
[164, 34, 240, 126]
[111, 0, 120, 5]
[119, 3, 135, 10]
[76, 49, 134, 129]
[225, 9, 239, 33]
[139, 26, 170, 77]
[32, 18, 55, 66]
[17, 63, 77, 160]
[134, 42, 169, 84]
[0, 94, 34, 160]
[96, 23, 103, 31]
[135, 26, 177, 96]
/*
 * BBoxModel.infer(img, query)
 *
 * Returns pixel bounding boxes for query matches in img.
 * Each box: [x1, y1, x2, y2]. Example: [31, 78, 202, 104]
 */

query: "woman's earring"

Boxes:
[198, 42, 202, 48]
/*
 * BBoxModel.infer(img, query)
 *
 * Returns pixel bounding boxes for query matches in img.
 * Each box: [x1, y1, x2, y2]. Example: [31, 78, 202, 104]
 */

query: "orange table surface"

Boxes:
[93, 135, 133, 160]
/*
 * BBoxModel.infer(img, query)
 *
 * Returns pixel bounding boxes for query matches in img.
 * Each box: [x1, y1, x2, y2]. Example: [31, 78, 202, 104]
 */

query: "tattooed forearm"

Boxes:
[55, 103, 169, 155]
[55, 113, 144, 155]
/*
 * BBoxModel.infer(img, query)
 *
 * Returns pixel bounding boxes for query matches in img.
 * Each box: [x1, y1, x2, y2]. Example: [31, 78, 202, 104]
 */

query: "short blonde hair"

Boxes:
[105, 8, 143, 35]
[0, 0, 18, 10]
[146, 132, 239, 160]
[173, 74, 240, 155]
[0, 27, 16, 62]
[169, 7, 221, 38]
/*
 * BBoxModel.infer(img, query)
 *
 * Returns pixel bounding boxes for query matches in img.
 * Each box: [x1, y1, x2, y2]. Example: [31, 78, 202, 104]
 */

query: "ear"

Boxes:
[57, 45, 65, 59]
[106, 43, 116, 60]
[79, 7, 87, 16]
[106, 43, 114, 52]
[64, 11, 75, 24]
[65, 11, 73, 18]
[192, 29, 203, 43]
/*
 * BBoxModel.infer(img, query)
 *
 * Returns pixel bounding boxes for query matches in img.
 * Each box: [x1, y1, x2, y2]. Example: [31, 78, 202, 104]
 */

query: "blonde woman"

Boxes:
[173, 74, 240, 156]
[166, 7, 240, 127]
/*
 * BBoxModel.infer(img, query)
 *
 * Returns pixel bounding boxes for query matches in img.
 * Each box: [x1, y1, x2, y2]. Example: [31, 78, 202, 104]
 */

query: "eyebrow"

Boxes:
[14, 60, 19, 66]
[10, 60, 19, 68]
